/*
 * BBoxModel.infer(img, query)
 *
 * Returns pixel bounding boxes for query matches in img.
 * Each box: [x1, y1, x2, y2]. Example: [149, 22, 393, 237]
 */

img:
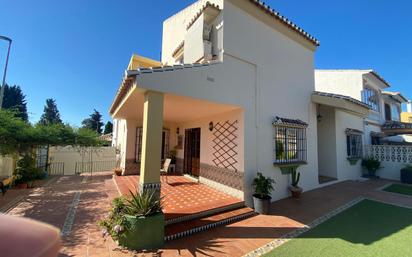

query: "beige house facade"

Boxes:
[111, 0, 324, 205]
[110, 1, 410, 206]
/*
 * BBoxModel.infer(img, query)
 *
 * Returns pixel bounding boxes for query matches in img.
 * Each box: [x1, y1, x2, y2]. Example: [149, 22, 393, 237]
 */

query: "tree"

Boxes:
[103, 121, 113, 134]
[1, 84, 28, 122]
[0, 109, 103, 156]
[39, 98, 62, 125]
[82, 109, 104, 134]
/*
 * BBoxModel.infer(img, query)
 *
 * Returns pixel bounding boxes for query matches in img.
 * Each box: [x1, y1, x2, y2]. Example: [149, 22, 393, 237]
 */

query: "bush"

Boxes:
[13, 155, 42, 184]
[362, 158, 382, 176]
[98, 190, 163, 241]
[252, 172, 275, 199]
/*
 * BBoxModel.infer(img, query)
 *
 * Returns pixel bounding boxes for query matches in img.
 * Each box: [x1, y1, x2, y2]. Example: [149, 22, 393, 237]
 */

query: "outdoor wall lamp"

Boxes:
[176, 127, 180, 135]
[209, 122, 214, 131]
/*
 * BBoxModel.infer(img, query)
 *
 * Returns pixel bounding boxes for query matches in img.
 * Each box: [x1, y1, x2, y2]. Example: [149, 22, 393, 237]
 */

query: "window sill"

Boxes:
[347, 157, 360, 165]
[274, 162, 307, 174]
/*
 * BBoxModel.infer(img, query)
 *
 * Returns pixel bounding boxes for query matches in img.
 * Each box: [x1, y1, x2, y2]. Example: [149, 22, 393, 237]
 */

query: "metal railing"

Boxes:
[75, 160, 116, 174]
[48, 162, 65, 175]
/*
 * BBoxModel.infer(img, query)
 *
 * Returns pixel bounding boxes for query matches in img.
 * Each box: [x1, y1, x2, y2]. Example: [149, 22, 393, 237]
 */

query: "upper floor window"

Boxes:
[391, 104, 400, 121]
[362, 88, 379, 112]
[384, 103, 391, 121]
[273, 117, 308, 165]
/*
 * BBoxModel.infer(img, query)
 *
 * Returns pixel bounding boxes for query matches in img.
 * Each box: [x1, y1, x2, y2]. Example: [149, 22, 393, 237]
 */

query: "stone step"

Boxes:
[165, 201, 245, 225]
[165, 207, 255, 241]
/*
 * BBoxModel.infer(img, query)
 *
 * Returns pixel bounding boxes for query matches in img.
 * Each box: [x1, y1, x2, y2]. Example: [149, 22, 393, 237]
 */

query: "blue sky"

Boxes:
[1, 0, 411, 126]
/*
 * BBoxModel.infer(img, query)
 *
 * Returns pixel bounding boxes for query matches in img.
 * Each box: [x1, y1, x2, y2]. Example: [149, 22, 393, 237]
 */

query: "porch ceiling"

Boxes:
[112, 87, 240, 123]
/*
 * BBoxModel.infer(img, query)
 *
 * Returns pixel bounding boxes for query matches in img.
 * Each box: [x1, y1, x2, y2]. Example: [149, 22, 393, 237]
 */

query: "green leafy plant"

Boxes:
[98, 190, 163, 241]
[252, 172, 275, 199]
[362, 158, 382, 176]
[124, 190, 163, 217]
[13, 154, 41, 184]
[275, 140, 284, 160]
[291, 169, 301, 187]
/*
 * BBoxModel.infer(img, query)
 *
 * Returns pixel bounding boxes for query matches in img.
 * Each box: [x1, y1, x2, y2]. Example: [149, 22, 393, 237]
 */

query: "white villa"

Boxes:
[110, 0, 410, 207]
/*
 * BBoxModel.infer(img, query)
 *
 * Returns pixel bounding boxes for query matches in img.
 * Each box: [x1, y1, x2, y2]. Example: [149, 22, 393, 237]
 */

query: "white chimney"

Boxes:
[408, 100, 412, 113]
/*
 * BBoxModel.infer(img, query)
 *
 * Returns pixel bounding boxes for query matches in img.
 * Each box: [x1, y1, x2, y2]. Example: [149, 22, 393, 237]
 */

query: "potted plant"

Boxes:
[288, 169, 302, 198]
[252, 172, 275, 214]
[169, 149, 177, 165]
[113, 167, 122, 176]
[99, 189, 164, 250]
[13, 155, 37, 189]
[401, 165, 412, 184]
[361, 158, 382, 177]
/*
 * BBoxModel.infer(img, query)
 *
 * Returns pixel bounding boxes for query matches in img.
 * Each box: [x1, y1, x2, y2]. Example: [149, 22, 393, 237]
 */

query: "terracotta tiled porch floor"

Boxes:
[113, 175, 243, 221]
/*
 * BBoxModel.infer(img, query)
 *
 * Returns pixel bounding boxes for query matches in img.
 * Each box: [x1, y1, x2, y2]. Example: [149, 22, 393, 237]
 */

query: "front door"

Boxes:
[184, 128, 201, 176]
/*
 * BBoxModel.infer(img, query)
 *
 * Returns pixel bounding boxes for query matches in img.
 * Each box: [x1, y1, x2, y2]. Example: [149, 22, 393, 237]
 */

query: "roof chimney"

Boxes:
[408, 100, 412, 113]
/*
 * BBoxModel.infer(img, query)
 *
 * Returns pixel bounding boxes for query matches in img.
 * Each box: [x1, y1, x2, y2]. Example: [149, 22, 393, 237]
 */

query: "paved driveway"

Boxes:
[2, 173, 412, 257]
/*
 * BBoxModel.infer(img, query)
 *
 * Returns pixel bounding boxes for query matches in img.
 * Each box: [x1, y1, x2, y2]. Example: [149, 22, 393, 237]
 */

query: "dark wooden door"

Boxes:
[184, 128, 201, 176]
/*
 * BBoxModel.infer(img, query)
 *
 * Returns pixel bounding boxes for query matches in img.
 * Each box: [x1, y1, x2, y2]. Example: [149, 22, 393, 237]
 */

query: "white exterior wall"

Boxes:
[175, 109, 244, 172]
[335, 110, 364, 180]
[315, 71, 363, 100]
[162, 0, 223, 65]
[222, 1, 319, 201]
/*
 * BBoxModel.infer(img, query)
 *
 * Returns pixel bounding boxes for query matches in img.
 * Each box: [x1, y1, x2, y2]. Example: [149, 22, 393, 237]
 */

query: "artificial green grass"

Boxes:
[263, 199, 412, 257]
[383, 184, 412, 196]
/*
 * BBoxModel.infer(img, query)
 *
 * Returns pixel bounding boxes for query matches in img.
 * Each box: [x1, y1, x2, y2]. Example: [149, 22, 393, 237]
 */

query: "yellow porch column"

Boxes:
[139, 90, 164, 195]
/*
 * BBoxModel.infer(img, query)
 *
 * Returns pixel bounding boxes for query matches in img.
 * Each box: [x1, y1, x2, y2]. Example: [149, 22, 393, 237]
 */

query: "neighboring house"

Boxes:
[111, 0, 323, 204]
[401, 101, 412, 123]
[315, 70, 409, 143]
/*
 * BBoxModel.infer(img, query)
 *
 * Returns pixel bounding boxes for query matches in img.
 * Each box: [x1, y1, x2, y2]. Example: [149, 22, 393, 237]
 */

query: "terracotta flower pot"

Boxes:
[17, 183, 28, 189]
[114, 168, 122, 176]
[289, 185, 302, 199]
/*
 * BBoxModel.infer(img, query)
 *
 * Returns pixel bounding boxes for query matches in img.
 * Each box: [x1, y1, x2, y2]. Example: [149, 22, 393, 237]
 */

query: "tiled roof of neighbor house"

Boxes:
[273, 116, 308, 127]
[110, 61, 221, 114]
[248, 0, 319, 46]
[382, 121, 412, 130]
[187, 2, 221, 30]
[345, 128, 363, 135]
[382, 91, 408, 102]
[313, 91, 371, 109]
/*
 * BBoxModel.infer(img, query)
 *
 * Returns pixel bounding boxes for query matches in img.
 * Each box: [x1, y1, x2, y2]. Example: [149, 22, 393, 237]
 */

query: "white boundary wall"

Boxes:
[0, 156, 14, 178]
[49, 146, 116, 175]
[364, 145, 412, 181]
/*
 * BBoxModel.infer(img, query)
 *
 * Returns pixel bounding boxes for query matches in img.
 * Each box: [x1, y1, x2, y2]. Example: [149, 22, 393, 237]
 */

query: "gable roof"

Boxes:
[247, 0, 319, 46]
[382, 91, 408, 103]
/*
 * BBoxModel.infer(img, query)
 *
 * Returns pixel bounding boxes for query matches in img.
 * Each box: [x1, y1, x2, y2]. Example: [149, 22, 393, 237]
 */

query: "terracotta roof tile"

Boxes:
[249, 0, 320, 46]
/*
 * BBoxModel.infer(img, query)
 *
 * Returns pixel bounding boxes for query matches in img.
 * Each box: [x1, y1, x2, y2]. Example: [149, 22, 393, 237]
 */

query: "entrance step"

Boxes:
[165, 201, 245, 225]
[165, 207, 255, 241]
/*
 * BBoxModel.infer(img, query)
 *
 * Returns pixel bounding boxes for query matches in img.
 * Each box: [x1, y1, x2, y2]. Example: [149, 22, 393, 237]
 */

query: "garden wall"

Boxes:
[48, 146, 116, 175]
[0, 156, 15, 178]
[364, 145, 412, 181]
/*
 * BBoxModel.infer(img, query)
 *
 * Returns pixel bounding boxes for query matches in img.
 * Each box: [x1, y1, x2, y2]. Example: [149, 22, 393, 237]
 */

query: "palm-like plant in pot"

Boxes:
[99, 189, 164, 250]
[252, 172, 275, 214]
[288, 169, 302, 198]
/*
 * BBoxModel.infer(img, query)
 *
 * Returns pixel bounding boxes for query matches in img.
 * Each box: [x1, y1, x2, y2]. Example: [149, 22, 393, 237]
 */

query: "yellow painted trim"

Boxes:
[127, 54, 161, 70]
